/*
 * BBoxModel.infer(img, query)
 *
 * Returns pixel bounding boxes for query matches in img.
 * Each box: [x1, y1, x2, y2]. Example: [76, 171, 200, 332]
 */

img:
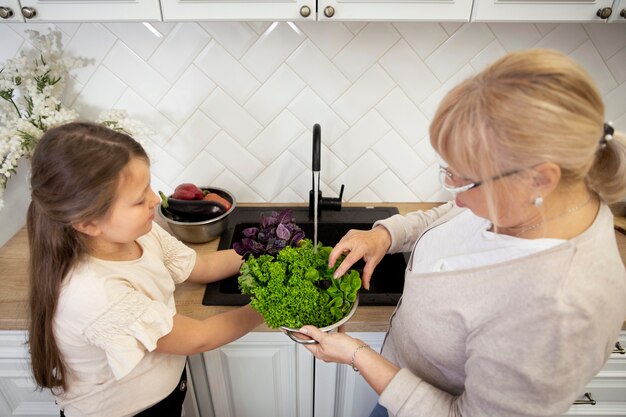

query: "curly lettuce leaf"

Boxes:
[238, 239, 361, 328]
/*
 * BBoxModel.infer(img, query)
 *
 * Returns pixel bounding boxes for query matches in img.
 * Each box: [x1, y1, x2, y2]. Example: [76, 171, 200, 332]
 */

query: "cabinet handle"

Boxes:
[21, 6, 36, 19]
[620, 8, 625, 18]
[614, 341, 625, 354]
[0, 6, 14, 18]
[299, 5, 311, 17]
[573, 392, 596, 405]
[324, 5, 335, 17]
[596, 7, 612, 19]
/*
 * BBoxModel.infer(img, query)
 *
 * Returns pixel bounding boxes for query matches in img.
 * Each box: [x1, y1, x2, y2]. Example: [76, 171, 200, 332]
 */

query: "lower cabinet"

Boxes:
[1, 329, 625, 417]
[189, 331, 384, 417]
[196, 332, 315, 417]
[0, 330, 199, 417]
[0, 331, 59, 416]
[563, 331, 626, 416]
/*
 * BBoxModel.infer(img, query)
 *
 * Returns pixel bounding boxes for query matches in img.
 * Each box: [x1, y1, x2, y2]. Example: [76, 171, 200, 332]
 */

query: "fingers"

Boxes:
[361, 258, 381, 290]
[328, 243, 348, 269]
[333, 250, 364, 279]
[299, 325, 324, 341]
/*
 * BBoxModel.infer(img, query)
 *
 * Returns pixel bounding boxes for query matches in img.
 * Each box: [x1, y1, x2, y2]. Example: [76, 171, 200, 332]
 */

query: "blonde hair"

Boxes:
[430, 48, 626, 204]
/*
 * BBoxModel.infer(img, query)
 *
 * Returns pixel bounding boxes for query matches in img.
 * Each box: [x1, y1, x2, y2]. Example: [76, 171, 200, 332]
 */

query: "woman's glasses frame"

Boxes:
[438, 166, 522, 195]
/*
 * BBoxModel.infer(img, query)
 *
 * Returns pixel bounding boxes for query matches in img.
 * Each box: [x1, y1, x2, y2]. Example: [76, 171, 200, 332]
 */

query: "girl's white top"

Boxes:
[53, 223, 196, 417]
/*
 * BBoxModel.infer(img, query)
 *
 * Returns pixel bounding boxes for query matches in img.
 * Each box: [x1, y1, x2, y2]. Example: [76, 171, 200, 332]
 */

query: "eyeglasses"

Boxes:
[438, 166, 522, 195]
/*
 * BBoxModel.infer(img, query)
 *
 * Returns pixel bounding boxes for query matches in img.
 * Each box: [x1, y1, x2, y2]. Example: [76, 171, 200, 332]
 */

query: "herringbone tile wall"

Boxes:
[2, 21, 626, 207]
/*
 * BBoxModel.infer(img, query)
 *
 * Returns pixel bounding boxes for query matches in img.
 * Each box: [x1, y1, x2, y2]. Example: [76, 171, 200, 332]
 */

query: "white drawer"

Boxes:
[563, 332, 626, 416]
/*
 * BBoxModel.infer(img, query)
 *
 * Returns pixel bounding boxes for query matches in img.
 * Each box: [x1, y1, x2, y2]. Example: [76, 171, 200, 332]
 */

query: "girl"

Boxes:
[27, 122, 263, 416]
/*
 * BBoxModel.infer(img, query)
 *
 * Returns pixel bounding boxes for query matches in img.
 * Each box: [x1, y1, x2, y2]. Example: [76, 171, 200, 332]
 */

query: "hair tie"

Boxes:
[600, 122, 614, 147]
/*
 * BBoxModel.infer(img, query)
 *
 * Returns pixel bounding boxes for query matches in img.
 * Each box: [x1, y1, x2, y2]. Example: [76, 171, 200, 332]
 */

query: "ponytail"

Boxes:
[588, 130, 626, 204]
[27, 122, 148, 390]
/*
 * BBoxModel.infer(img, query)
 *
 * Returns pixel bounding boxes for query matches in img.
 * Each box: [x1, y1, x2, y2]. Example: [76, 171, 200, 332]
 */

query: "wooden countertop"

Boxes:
[2, 203, 625, 332]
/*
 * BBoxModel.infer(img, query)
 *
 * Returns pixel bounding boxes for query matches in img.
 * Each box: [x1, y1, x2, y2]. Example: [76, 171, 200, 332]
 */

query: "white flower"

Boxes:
[0, 29, 153, 211]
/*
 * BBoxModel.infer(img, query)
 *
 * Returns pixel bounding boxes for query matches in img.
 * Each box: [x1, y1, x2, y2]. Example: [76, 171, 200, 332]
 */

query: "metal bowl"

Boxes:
[158, 187, 236, 243]
[280, 296, 359, 344]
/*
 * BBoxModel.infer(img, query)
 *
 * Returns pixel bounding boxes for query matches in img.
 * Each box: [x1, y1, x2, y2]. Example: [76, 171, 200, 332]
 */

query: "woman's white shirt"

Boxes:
[411, 209, 564, 272]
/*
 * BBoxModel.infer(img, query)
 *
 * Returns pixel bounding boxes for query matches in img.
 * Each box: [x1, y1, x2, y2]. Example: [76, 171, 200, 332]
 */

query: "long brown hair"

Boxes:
[27, 122, 148, 390]
[430, 48, 626, 204]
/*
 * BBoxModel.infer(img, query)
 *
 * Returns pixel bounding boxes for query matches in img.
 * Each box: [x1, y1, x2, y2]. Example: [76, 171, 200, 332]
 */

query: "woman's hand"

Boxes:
[297, 326, 364, 365]
[296, 325, 400, 395]
[328, 226, 392, 289]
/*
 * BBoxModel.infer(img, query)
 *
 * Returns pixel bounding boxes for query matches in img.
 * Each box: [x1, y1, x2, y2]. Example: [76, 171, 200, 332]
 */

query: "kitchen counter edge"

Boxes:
[2, 202, 625, 332]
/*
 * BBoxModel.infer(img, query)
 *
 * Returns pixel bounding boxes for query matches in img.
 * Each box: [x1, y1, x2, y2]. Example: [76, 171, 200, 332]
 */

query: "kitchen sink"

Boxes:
[202, 206, 408, 306]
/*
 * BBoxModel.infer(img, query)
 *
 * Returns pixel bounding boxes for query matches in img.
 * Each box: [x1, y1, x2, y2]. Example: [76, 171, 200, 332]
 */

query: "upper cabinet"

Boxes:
[316, 0, 473, 21]
[161, 0, 314, 21]
[609, 0, 626, 21]
[0, 0, 24, 22]
[471, 0, 616, 22]
[2, 0, 624, 22]
[13, 0, 161, 22]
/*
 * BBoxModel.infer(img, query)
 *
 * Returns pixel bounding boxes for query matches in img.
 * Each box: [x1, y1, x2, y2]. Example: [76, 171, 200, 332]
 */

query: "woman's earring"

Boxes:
[533, 196, 544, 207]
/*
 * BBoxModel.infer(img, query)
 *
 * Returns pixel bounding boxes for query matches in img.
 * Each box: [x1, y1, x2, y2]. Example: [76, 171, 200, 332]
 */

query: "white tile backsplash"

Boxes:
[425, 23, 494, 82]
[331, 65, 395, 126]
[241, 22, 305, 82]
[195, 40, 260, 105]
[333, 23, 400, 82]
[2, 20, 626, 223]
[148, 23, 211, 83]
[286, 40, 351, 105]
[244, 65, 305, 126]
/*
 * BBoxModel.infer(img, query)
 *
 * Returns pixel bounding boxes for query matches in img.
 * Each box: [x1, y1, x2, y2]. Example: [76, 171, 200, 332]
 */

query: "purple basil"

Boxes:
[232, 209, 305, 258]
[276, 223, 291, 240]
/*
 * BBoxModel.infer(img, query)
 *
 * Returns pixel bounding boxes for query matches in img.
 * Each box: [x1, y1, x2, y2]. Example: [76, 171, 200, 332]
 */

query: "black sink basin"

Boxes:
[202, 206, 408, 306]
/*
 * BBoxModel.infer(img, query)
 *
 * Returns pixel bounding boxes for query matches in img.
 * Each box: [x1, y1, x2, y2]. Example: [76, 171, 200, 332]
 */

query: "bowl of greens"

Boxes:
[235, 210, 361, 342]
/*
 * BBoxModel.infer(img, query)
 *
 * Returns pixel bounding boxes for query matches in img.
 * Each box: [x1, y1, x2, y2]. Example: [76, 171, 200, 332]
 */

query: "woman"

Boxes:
[297, 49, 626, 417]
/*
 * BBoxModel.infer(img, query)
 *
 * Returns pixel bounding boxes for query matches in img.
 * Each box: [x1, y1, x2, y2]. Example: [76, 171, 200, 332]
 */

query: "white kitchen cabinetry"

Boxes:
[314, 332, 384, 417]
[609, 0, 626, 21]
[563, 331, 626, 416]
[160, 0, 314, 21]
[471, 0, 615, 22]
[0, 331, 199, 417]
[12, 0, 161, 22]
[0, 0, 23, 22]
[162, 0, 472, 21]
[0, 331, 57, 416]
[200, 332, 314, 417]
[317, 0, 472, 21]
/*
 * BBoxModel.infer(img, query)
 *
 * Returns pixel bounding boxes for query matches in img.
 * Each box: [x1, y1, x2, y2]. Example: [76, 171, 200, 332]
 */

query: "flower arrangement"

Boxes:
[0, 29, 152, 211]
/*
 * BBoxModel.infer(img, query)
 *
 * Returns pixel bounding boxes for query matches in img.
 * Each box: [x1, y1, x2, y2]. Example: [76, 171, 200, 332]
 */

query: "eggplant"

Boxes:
[159, 189, 229, 221]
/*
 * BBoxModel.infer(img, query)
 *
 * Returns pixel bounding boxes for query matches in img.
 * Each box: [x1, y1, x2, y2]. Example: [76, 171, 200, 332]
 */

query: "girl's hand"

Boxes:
[297, 326, 364, 365]
[328, 226, 392, 289]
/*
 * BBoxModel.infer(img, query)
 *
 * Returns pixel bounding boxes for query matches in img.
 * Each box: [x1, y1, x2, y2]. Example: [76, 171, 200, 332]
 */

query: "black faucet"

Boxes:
[309, 123, 344, 218]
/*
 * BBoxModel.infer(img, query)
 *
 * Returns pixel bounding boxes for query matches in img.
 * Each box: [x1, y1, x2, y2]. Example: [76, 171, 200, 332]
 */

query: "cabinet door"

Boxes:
[0, 331, 58, 417]
[0, 0, 24, 22]
[16, 0, 161, 21]
[609, 0, 626, 21]
[562, 331, 626, 416]
[202, 332, 314, 417]
[317, 0, 472, 21]
[314, 332, 385, 417]
[471, 0, 614, 22]
[161, 0, 314, 21]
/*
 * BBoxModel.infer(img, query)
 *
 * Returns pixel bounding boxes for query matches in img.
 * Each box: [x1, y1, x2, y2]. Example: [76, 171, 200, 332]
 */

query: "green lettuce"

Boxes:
[238, 239, 361, 328]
